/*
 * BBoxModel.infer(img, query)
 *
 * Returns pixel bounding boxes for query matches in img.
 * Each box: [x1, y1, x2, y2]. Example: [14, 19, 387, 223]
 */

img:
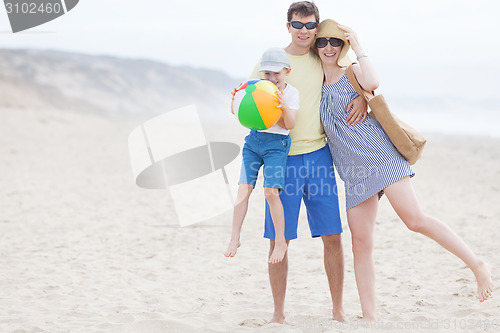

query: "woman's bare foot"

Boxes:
[224, 239, 240, 257]
[268, 241, 287, 264]
[472, 260, 494, 302]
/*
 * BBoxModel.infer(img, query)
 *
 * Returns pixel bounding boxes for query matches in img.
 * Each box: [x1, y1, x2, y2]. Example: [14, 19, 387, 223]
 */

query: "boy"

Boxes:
[224, 47, 299, 264]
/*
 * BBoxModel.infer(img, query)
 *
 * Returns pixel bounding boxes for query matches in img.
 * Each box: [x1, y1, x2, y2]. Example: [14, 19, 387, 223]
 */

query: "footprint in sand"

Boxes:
[239, 318, 268, 327]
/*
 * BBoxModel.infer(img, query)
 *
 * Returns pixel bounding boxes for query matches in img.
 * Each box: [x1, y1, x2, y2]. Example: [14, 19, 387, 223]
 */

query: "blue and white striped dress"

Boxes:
[321, 72, 414, 210]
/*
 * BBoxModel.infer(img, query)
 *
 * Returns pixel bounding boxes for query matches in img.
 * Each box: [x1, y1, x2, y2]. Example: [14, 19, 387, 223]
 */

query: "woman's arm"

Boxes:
[338, 24, 380, 92]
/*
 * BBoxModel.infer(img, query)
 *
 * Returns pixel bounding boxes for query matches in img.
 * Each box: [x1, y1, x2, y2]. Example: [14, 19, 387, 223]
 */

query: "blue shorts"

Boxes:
[264, 145, 343, 240]
[238, 130, 291, 189]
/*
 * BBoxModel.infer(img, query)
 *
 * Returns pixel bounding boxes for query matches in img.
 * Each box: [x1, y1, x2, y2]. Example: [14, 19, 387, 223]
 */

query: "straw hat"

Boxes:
[313, 19, 351, 67]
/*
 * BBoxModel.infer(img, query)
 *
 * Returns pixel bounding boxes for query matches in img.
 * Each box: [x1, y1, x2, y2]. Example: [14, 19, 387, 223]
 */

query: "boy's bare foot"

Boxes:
[269, 313, 285, 324]
[268, 241, 287, 264]
[472, 260, 494, 302]
[224, 239, 240, 257]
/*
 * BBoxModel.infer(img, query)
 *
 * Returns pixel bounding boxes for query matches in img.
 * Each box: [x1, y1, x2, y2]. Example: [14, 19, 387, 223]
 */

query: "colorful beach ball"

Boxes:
[233, 79, 282, 130]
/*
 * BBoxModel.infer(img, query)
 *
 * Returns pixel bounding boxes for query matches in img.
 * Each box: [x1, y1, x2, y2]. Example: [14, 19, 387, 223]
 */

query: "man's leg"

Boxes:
[321, 234, 345, 322]
[268, 239, 290, 324]
[303, 146, 344, 321]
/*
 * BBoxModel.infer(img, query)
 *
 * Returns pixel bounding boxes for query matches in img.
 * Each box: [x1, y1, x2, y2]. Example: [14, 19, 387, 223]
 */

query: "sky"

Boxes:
[1, 0, 499, 106]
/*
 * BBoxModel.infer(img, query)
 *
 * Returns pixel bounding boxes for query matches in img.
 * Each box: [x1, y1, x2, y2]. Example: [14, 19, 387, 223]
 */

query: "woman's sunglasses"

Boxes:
[315, 37, 343, 48]
[288, 21, 318, 30]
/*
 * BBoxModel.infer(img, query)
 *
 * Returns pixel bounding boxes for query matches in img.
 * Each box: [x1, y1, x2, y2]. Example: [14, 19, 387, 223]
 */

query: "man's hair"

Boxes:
[287, 1, 320, 23]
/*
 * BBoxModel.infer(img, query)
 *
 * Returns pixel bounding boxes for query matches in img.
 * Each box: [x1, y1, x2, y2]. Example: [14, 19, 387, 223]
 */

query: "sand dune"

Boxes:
[0, 107, 499, 332]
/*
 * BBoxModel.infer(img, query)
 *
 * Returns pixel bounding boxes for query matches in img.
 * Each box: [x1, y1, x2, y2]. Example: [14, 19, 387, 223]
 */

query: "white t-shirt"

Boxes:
[259, 82, 300, 136]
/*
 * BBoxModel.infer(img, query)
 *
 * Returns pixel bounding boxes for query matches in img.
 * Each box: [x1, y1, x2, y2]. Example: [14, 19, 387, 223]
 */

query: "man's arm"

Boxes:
[346, 95, 368, 126]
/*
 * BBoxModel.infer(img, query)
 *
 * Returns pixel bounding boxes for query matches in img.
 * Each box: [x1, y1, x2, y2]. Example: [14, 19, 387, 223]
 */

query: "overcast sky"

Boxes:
[1, 0, 499, 98]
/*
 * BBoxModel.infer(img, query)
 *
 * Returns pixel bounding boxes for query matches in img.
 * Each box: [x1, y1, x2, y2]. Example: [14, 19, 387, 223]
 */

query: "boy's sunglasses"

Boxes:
[288, 21, 318, 30]
[315, 37, 343, 48]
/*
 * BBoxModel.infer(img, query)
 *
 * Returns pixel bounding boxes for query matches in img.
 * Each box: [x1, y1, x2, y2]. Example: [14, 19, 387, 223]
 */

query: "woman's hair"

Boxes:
[287, 1, 320, 23]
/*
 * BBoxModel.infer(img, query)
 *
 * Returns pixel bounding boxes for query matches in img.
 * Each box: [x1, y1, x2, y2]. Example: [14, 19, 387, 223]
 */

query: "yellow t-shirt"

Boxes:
[250, 50, 325, 155]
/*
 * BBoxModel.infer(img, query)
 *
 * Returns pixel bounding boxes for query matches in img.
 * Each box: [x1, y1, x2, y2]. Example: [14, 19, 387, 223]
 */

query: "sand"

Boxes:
[1, 107, 499, 333]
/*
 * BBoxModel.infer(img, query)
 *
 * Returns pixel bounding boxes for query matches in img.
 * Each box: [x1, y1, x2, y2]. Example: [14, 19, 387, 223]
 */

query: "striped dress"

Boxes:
[320, 72, 414, 210]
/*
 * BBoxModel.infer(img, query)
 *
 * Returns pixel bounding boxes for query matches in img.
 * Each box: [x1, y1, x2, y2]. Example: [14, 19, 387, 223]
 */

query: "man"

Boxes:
[250, 1, 367, 324]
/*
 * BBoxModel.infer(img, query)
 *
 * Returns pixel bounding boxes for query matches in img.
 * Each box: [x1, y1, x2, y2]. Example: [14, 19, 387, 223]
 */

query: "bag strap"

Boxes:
[345, 64, 375, 102]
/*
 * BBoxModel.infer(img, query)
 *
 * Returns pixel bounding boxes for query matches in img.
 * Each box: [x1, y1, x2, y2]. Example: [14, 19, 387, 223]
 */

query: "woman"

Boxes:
[314, 19, 494, 321]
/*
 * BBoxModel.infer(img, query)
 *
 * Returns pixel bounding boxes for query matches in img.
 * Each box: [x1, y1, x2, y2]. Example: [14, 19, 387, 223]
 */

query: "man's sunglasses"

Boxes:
[315, 37, 343, 48]
[288, 21, 318, 30]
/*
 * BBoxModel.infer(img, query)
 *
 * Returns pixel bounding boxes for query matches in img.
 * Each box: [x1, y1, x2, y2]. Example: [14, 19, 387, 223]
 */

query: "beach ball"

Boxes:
[233, 79, 282, 130]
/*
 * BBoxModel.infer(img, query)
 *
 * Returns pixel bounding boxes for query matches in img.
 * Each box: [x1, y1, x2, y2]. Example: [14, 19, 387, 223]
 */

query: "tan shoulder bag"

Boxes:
[345, 65, 426, 165]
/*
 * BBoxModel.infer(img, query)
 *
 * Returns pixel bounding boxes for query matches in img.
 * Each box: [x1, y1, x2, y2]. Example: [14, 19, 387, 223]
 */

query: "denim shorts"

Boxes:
[238, 130, 291, 189]
[264, 145, 343, 240]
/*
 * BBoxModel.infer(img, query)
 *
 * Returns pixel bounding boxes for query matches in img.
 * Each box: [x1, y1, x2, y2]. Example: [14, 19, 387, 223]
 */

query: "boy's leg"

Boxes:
[225, 184, 254, 257]
[264, 187, 287, 264]
[262, 135, 291, 264]
[225, 132, 262, 258]
[265, 152, 304, 324]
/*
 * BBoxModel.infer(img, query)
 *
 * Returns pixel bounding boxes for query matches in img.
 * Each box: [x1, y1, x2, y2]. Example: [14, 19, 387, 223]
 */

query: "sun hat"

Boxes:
[259, 47, 291, 72]
[313, 19, 351, 67]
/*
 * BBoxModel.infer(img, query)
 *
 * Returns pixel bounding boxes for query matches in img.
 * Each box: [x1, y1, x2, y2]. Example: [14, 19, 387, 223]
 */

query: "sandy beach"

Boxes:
[1, 106, 499, 333]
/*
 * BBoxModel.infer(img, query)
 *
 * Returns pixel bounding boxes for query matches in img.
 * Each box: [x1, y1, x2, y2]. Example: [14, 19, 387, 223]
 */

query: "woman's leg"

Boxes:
[264, 187, 288, 264]
[225, 184, 253, 257]
[347, 194, 379, 321]
[384, 176, 494, 302]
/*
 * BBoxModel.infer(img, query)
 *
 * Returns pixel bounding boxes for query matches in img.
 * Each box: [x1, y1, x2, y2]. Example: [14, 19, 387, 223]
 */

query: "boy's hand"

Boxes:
[231, 87, 237, 100]
[230, 87, 238, 115]
[276, 90, 289, 113]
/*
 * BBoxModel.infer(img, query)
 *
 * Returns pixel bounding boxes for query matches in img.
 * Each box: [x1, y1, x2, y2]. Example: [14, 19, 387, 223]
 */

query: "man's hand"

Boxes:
[346, 95, 368, 126]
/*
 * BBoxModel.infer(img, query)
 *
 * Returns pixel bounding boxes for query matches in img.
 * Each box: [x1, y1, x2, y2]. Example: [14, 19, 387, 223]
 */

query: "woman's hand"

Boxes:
[338, 24, 363, 55]
[346, 95, 368, 126]
[339, 23, 380, 93]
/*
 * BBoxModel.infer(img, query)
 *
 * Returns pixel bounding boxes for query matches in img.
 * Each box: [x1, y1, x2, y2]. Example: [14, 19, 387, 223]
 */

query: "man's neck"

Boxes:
[284, 43, 310, 56]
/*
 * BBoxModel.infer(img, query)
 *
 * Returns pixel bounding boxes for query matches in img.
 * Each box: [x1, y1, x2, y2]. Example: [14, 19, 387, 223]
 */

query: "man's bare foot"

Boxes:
[472, 260, 494, 302]
[269, 313, 285, 324]
[361, 315, 377, 322]
[333, 309, 346, 322]
[224, 239, 240, 257]
[268, 241, 287, 264]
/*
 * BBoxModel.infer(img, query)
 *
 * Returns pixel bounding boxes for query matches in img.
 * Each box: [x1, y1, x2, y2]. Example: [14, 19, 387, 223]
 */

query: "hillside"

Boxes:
[0, 49, 241, 116]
